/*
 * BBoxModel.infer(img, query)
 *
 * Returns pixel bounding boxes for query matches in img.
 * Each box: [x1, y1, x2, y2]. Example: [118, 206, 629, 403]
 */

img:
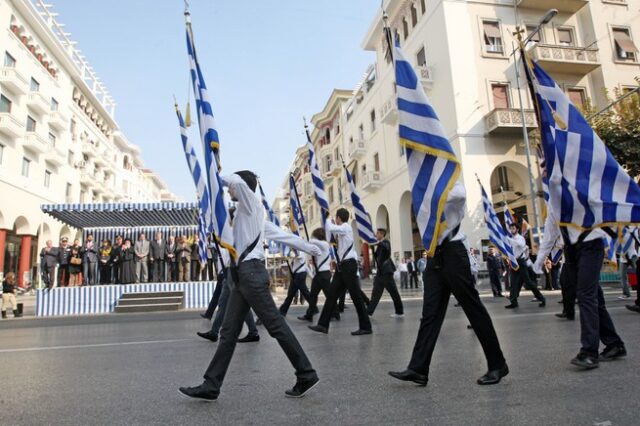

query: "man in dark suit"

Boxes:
[408, 257, 419, 289]
[367, 229, 404, 317]
[165, 235, 178, 282]
[57, 237, 71, 287]
[82, 234, 98, 285]
[150, 232, 166, 282]
[110, 236, 123, 284]
[40, 240, 59, 289]
[486, 247, 503, 297]
[190, 235, 202, 281]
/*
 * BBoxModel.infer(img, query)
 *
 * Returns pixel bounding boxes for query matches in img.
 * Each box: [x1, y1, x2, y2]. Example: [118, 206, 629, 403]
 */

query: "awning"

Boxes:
[483, 21, 501, 39]
[613, 30, 639, 53]
[41, 202, 199, 229]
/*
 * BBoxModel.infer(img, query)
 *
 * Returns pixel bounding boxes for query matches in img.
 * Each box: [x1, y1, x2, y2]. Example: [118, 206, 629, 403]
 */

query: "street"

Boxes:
[1, 289, 638, 426]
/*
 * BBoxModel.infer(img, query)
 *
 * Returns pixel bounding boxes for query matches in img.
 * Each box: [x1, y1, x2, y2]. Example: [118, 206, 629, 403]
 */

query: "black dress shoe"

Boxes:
[626, 304, 640, 313]
[200, 313, 211, 320]
[178, 384, 218, 402]
[332, 312, 341, 321]
[308, 325, 328, 334]
[570, 352, 599, 369]
[388, 369, 428, 386]
[297, 315, 313, 322]
[504, 304, 518, 309]
[599, 344, 627, 361]
[555, 312, 575, 320]
[285, 377, 319, 398]
[196, 331, 218, 342]
[539, 299, 546, 307]
[466, 325, 473, 329]
[351, 329, 372, 336]
[477, 364, 509, 385]
[238, 334, 260, 343]
[557, 300, 564, 304]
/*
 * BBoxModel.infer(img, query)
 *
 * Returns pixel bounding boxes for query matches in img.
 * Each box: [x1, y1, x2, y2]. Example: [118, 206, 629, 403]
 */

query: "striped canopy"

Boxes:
[41, 202, 199, 229]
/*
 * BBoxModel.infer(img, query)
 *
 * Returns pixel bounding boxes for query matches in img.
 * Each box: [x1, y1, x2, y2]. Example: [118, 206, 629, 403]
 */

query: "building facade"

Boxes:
[0, 0, 175, 285]
[274, 0, 640, 263]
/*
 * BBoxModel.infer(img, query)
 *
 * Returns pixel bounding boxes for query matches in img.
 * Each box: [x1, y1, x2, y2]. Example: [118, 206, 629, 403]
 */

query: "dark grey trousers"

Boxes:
[203, 260, 317, 393]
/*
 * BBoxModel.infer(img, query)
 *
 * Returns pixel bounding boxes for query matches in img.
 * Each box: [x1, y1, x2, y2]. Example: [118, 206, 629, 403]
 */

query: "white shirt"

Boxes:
[222, 174, 320, 263]
[291, 253, 308, 274]
[437, 181, 467, 244]
[309, 239, 332, 272]
[507, 233, 528, 259]
[399, 262, 408, 273]
[325, 221, 357, 262]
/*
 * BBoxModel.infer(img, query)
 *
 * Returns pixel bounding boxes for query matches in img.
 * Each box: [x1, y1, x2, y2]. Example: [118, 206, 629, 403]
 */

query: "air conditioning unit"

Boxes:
[75, 160, 86, 169]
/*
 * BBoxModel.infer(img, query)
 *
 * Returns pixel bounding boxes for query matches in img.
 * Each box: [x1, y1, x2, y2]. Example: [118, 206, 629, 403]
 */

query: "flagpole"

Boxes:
[290, 173, 311, 241]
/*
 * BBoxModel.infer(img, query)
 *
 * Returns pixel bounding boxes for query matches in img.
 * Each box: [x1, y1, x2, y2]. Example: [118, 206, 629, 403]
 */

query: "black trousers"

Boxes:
[112, 263, 121, 284]
[368, 274, 404, 315]
[408, 240, 505, 376]
[99, 264, 112, 284]
[280, 272, 310, 316]
[151, 260, 164, 282]
[563, 239, 623, 356]
[635, 260, 640, 307]
[559, 264, 576, 317]
[166, 261, 177, 282]
[317, 259, 371, 331]
[203, 260, 317, 393]
[204, 273, 225, 319]
[409, 272, 419, 289]
[43, 265, 55, 288]
[305, 271, 331, 318]
[191, 260, 201, 281]
[509, 259, 545, 305]
[488, 269, 502, 295]
[57, 264, 69, 287]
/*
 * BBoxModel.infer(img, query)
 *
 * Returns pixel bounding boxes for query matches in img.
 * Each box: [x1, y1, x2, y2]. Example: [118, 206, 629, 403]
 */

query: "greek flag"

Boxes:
[343, 163, 376, 244]
[393, 40, 461, 255]
[524, 55, 640, 230]
[185, 15, 235, 260]
[259, 183, 283, 254]
[306, 130, 330, 223]
[504, 203, 515, 230]
[176, 105, 209, 262]
[288, 175, 305, 237]
[479, 182, 519, 270]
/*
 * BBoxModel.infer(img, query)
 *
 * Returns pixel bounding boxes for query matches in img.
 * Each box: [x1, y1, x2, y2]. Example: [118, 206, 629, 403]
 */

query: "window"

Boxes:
[325, 128, 331, 145]
[26, 115, 36, 132]
[44, 170, 51, 188]
[410, 4, 418, 27]
[328, 185, 334, 204]
[491, 84, 510, 109]
[48, 132, 56, 147]
[21, 157, 30, 177]
[30, 77, 40, 92]
[420, 0, 426, 14]
[0, 94, 11, 113]
[51, 97, 59, 112]
[417, 46, 427, 67]
[70, 119, 76, 134]
[525, 25, 542, 44]
[68, 150, 74, 166]
[358, 123, 365, 140]
[4, 51, 16, 67]
[374, 153, 380, 172]
[370, 109, 376, 132]
[612, 28, 638, 61]
[334, 147, 340, 161]
[66, 183, 72, 197]
[482, 21, 503, 54]
[567, 88, 586, 111]
[557, 28, 574, 46]
[496, 166, 511, 191]
[403, 18, 409, 40]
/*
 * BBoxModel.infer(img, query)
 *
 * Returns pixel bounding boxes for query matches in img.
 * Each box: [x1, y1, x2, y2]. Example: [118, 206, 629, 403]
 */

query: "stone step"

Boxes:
[120, 291, 184, 299]
[114, 303, 182, 313]
[117, 296, 183, 306]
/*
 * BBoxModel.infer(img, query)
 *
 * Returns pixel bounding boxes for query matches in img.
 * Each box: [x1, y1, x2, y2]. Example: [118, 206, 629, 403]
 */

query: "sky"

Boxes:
[47, 0, 380, 202]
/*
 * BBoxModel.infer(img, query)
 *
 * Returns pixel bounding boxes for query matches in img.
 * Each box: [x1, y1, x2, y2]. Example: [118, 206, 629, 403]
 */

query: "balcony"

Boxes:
[486, 108, 537, 134]
[380, 96, 398, 125]
[528, 44, 600, 74]
[47, 110, 68, 131]
[361, 171, 383, 191]
[79, 170, 95, 186]
[348, 139, 366, 160]
[22, 131, 48, 153]
[0, 112, 24, 138]
[0, 67, 28, 94]
[516, 0, 588, 13]
[81, 139, 96, 156]
[26, 92, 50, 114]
[419, 65, 434, 89]
[45, 144, 66, 167]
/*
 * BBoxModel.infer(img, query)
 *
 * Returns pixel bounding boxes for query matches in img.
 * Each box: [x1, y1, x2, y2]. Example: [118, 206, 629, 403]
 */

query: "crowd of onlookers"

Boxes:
[39, 232, 219, 288]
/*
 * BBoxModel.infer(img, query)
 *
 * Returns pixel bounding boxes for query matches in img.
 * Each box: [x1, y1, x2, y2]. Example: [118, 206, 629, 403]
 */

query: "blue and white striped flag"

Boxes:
[288, 175, 305, 237]
[393, 40, 461, 255]
[185, 14, 235, 260]
[343, 163, 376, 244]
[259, 183, 283, 254]
[524, 55, 640, 231]
[503, 202, 515, 230]
[305, 126, 330, 224]
[479, 181, 519, 270]
[176, 105, 209, 262]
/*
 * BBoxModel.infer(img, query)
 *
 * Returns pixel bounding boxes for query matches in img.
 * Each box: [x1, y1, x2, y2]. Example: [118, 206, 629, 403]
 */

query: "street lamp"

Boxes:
[512, 8, 557, 242]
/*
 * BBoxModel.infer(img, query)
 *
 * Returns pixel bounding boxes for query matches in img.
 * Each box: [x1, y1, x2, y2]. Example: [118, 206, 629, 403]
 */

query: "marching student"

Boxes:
[279, 249, 311, 316]
[179, 170, 321, 401]
[366, 228, 404, 317]
[389, 182, 508, 387]
[308, 208, 372, 336]
[504, 223, 545, 309]
[298, 228, 333, 322]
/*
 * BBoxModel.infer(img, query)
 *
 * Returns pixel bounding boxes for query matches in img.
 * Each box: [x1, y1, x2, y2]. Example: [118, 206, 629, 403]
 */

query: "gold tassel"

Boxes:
[185, 102, 192, 127]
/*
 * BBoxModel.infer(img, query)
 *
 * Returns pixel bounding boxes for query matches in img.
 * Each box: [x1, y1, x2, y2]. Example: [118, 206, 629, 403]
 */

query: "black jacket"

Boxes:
[40, 247, 59, 268]
[375, 240, 396, 276]
[487, 254, 503, 273]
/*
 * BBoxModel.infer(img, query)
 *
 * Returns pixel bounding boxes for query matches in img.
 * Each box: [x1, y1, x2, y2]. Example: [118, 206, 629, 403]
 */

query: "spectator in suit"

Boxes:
[82, 234, 98, 285]
[134, 233, 150, 283]
[57, 237, 71, 287]
[408, 257, 419, 289]
[176, 236, 192, 282]
[150, 232, 166, 282]
[165, 235, 178, 282]
[190, 235, 202, 281]
[110, 236, 123, 284]
[399, 259, 409, 289]
[40, 240, 58, 289]
[99, 240, 112, 284]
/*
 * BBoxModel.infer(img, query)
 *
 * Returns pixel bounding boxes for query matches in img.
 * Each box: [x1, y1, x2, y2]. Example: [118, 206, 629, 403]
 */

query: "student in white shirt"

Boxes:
[505, 223, 545, 308]
[279, 250, 311, 316]
[298, 227, 334, 322]
[179, 171, 322, 401]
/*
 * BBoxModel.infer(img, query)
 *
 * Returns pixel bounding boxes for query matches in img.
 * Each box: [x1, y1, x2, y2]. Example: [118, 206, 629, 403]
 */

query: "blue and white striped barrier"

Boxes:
[36, 281, 216, 317]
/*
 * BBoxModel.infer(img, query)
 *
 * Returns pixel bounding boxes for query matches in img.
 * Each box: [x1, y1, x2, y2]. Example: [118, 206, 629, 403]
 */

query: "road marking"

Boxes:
[0, 338, 192, 354]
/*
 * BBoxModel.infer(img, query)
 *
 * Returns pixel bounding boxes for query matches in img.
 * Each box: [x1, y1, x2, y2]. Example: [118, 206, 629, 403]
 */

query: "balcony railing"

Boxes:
[517, 0, 588, 14]
[419, 65, 433, 88]
[485, 108, 537, 134]
[380, 96, 398, 125]
[0, 67, 28, 94]
[47, 110, 68, 130]
[528, 44, 600, 74]
[45, 144, 66, 167]
[348, 139, 366, 160]
[361, 171, 383, 191]
[23, 131, 48, 153]
[26, 92, 50, 114]
[0, 112, 24, 138]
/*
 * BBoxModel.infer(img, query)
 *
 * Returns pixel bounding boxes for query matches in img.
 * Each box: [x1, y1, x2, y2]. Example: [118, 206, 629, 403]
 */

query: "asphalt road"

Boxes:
[1, 291, 638, 426]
